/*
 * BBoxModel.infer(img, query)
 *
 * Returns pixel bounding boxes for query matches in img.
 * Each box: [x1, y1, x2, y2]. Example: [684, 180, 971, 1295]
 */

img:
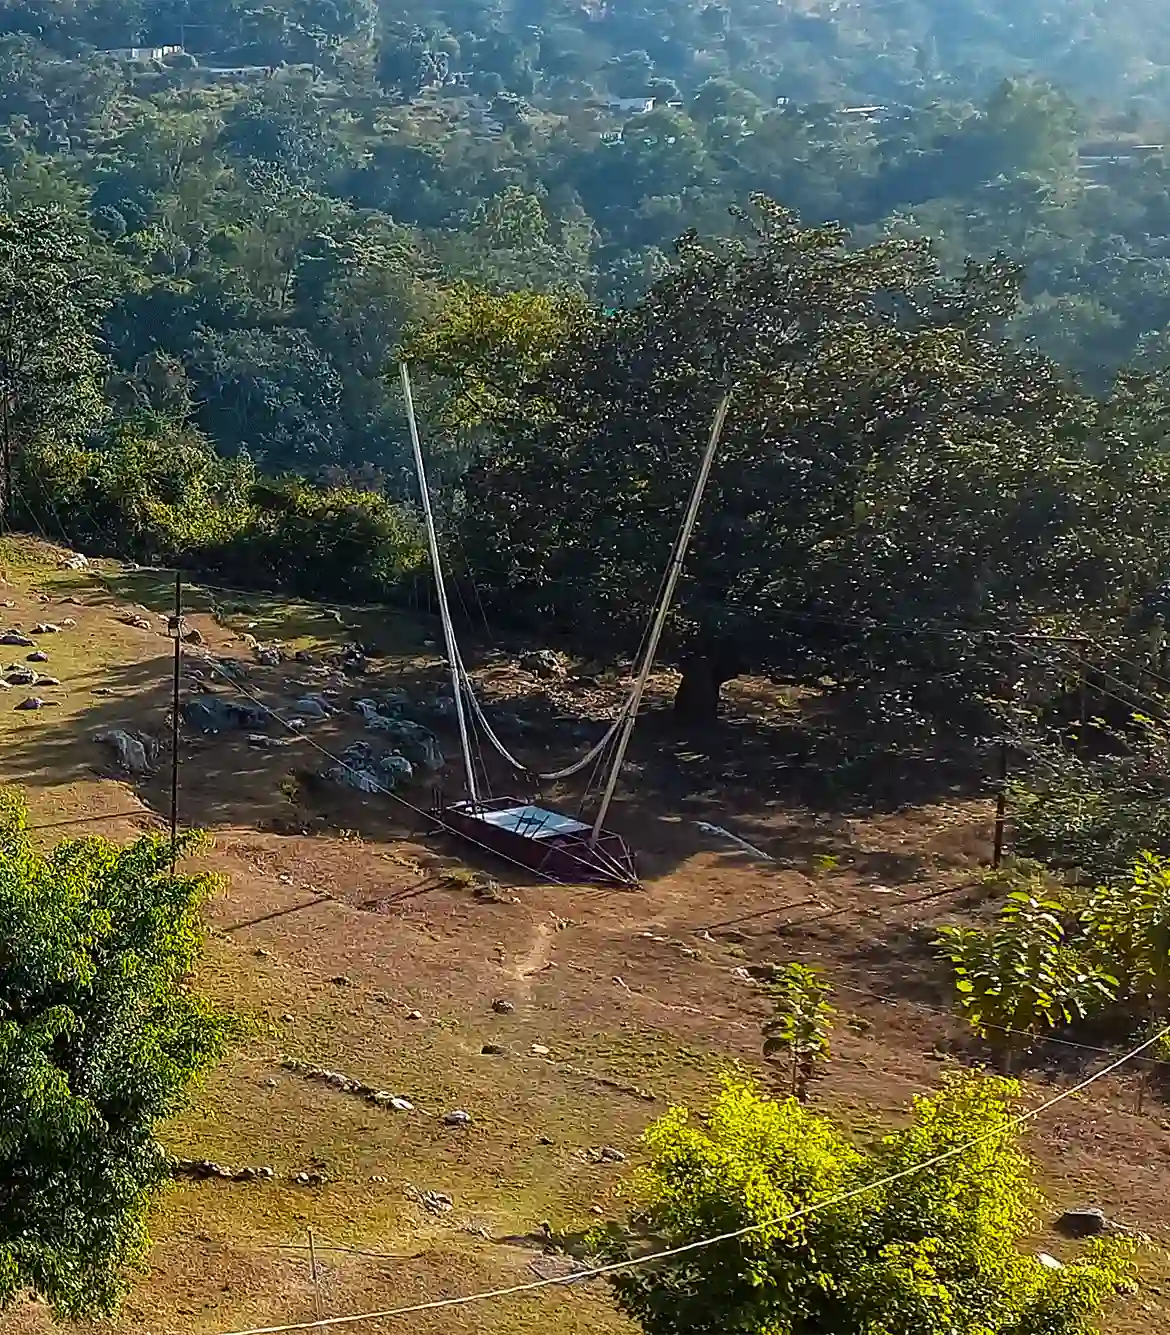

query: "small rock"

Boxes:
[389, 1096, 414, 1112]
[406, 1009, 423, 1021]
[60, 618, 76, 628]
[481, 1043, 506, 1056]
[293, 1171, 327, 1187]
[0, 631, 33, 646]
[26, 651, 48, 662]
[405, 1185, 454, 1214]
[1055, 1208, 1110, 1238]
[280, 1012, 295, 1023]
[264, 1078, 278, 1089]
[34, 676, 60, 687]
[15, 697, 50, 710]
[536, 1135, 555, 1146]
[253, 947, 272, 959]
[1037, 1252, 1064, 1270]
[5, 666, 36, 685]
[246, 733, 286, 749]
[31, 623, 60, 634]
[330, 974, 354, 987]
[492, 998, 515, 1014]
[444, 1109, 473, 1126]
[257, 1166, 275, 1179]
[588, 1146, 626, 1164]
[370, 1174, 389, 1183]
[531, 1044, 551, 1057]
[590, 1205, 604, 1216]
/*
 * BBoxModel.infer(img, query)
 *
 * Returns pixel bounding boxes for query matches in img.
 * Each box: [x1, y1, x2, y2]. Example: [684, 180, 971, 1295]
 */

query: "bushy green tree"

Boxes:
[936, 893, 1117, 1069]
[1081, 852, 1170, 1019]
[603, 1073, 1135, 1335]
[448, 198, 1146, 724]
[0, 788, 229, 1317]
[0, 209, 108, 522]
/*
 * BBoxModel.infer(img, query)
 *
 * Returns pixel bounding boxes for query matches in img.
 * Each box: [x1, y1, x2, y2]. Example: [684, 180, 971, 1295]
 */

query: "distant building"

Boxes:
[605, 96, 655, 115]
[101, 44, 184, 61]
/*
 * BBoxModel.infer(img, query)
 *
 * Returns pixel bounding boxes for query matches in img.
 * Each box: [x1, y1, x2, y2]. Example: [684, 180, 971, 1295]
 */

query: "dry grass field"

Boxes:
[0, 537, 1167, 1335]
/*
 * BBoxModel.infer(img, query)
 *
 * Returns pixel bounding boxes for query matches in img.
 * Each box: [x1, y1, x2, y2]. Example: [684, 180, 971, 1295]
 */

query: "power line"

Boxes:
[806, 971, 1170, 1071]
[26, 809, 162, 832]
[215, 1024, 1168, 1335]
[188, 648, 579, 887]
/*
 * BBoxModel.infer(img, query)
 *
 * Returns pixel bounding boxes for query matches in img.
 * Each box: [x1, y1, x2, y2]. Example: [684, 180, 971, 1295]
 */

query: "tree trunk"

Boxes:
[673, 653, 739, 726]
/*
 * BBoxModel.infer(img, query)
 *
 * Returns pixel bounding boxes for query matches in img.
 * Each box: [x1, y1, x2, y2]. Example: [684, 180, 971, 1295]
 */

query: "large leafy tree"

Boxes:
[602, 1072, 1135, 1335]
[0, 208, 108, 524]
[0, 788, 229, 1318]
[445, 198, 1139, 722]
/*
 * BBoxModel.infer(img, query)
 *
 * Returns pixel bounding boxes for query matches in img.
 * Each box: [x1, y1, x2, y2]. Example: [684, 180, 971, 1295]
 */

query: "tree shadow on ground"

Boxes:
[0, 638, 999, 887]
[101, 569, 438, 655]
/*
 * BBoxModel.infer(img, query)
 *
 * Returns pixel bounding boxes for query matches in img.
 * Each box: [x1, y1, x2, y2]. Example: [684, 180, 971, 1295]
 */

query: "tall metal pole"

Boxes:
[399, 363, 479, 806]
[169, 570, 182, 873]
[590, 390, 733, 847]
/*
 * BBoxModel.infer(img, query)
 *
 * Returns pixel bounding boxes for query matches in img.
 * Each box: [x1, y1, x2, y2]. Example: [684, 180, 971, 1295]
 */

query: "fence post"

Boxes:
[308, 1228, 324, 1321]
[992, 741, 1009, 869]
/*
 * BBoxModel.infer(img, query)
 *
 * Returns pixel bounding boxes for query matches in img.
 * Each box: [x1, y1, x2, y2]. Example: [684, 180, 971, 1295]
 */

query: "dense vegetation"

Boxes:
[4, 0, 1170, 493]
[10, 2, 1170, 1326]
[0, 790, 228, 1317]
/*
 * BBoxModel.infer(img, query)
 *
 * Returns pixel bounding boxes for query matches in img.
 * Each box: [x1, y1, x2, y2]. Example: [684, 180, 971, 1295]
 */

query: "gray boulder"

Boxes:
[352, 702, 443, 770]
[94, 729, 158, 776]
[322, 740, 413, 792]
[182, 697, 270, 734]
[293, 694, 335, 721]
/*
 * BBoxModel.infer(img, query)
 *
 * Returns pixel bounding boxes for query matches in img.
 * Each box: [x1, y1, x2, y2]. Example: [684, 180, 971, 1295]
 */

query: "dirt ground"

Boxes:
[1, 537, 1168, 1335]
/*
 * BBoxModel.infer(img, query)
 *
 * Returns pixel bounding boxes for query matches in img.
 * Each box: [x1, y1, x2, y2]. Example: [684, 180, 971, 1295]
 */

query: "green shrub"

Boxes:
[13, 414, 425, 603]
[601, 1072, 1136, 1335]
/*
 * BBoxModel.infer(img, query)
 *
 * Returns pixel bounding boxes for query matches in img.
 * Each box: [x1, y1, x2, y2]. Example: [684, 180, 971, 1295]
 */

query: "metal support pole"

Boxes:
[399, 363, 479, 806]
[590, 390, 733, 847]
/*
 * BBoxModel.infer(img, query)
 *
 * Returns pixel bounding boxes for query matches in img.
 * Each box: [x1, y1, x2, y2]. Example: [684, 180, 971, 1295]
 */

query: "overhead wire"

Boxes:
[184, 642, 628, 886]
[214, 1024, 1169, 1335]
[1009, 635, 1170, 728]
[187, 647, 576, 887]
